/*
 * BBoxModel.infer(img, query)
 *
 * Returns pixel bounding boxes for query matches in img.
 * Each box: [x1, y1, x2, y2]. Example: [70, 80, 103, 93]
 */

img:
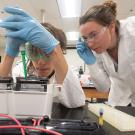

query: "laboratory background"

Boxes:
[0, 0, 135, 135]
[0, 0, 134, 70]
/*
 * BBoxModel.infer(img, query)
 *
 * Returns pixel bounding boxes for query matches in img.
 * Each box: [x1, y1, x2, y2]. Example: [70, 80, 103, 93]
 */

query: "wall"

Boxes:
[0, 37, 5, 59]
[65, 49, 88, 73]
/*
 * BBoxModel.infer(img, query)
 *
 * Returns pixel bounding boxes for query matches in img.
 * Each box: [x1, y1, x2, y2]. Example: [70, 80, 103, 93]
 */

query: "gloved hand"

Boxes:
[0, 6, 59, 54]
[5, 36, 25, 57]
[76, 38, 96, 64]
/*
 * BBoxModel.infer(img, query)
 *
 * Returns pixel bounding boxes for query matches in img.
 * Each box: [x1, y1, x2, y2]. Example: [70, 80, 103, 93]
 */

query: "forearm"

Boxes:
[51, 45, 68, 84]
[0, 54, 14, 77]
[87, 63, 111, 91]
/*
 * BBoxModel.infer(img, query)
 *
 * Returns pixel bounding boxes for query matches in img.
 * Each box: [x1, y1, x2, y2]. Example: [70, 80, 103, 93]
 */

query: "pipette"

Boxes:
[20, 46, 27, 79]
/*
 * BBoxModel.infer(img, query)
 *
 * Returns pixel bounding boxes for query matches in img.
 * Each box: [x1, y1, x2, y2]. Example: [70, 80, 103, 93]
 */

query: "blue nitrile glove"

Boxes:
[76, 38, 96, 64]
[0, 6, 59, 54]
[5, 36, 25, 57]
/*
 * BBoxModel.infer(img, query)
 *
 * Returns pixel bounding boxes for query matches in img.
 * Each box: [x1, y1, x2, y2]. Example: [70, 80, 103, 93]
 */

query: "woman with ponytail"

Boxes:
[77, 0, 135, 106]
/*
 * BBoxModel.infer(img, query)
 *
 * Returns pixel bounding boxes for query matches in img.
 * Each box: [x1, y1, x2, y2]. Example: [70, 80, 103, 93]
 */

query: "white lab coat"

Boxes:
[12, 63, 86, 108]
[87, 16, 135, 106]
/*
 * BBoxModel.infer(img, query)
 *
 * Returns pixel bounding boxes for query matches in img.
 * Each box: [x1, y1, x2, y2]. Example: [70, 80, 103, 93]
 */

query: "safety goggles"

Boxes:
[26, 45, 52, 62]
[81, 26, 107, 42]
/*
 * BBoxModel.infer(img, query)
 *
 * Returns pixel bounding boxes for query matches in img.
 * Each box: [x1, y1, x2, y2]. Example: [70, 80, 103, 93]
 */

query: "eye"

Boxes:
[82, 36, 87, 40]
[80, 36, 87, 42]
[88, 32, 97, 39]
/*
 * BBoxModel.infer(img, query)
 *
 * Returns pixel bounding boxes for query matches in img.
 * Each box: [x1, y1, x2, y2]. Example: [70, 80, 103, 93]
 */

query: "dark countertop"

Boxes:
[115, 106, 135, 117]
[51, 102, 135, 135]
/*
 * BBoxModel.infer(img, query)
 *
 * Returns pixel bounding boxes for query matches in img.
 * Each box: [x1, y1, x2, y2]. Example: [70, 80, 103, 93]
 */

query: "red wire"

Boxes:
[0, 125, 63, 135]
[32, 118, 37, 126]
[0, 114, 25, 135]
[37, 117, 44, 126]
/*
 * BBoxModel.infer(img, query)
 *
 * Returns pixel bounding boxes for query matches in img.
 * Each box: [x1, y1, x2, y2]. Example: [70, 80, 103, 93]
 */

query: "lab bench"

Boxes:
[83, 87, 109, 100]
[51, 102, 135, 135]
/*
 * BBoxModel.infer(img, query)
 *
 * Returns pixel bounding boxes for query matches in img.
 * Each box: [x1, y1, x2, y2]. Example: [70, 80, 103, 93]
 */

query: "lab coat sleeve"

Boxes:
[123, 16, 135, 76]
[56, 68, 86, 108]
[87, 55, 111, 92]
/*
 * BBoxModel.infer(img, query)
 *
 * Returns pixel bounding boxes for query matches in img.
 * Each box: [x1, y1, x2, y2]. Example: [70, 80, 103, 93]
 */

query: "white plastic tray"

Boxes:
[0, 84, 54, 118]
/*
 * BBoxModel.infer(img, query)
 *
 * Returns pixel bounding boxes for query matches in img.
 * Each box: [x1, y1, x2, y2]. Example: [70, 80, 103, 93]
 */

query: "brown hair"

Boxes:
[79, 0, 120, 35]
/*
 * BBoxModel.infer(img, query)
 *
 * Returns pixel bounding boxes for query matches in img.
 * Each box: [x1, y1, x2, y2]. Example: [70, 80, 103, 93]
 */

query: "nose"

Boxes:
[37, 59, 45, 65]
[87, 41, 94, 48]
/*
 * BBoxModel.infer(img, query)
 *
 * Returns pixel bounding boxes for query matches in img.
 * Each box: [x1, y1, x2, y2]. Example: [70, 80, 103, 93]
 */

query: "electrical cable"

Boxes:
[37, 117, 44, 126]
[0, 113, 25, 135]
[0, 125, 62, 135]
[0, 114, 62, 135]
[32, 118, 37, 126]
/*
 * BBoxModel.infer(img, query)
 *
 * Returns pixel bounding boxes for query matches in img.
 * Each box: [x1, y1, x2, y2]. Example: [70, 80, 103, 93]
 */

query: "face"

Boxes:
[31, 50, 54, 77]
[80, 21, 115, 54]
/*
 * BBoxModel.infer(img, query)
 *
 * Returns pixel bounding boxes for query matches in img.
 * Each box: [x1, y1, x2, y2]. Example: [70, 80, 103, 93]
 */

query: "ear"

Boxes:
[108, 22, 115, 33]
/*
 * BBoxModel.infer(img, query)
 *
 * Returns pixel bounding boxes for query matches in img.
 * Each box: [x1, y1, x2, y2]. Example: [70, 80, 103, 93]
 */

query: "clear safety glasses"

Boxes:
[81, 26, 107, 43]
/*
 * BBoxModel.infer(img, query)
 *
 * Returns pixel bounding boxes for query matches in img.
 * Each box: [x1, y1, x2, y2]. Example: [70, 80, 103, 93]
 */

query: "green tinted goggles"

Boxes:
[29, 53, 52, 62]
[25, 44, 52, 62]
